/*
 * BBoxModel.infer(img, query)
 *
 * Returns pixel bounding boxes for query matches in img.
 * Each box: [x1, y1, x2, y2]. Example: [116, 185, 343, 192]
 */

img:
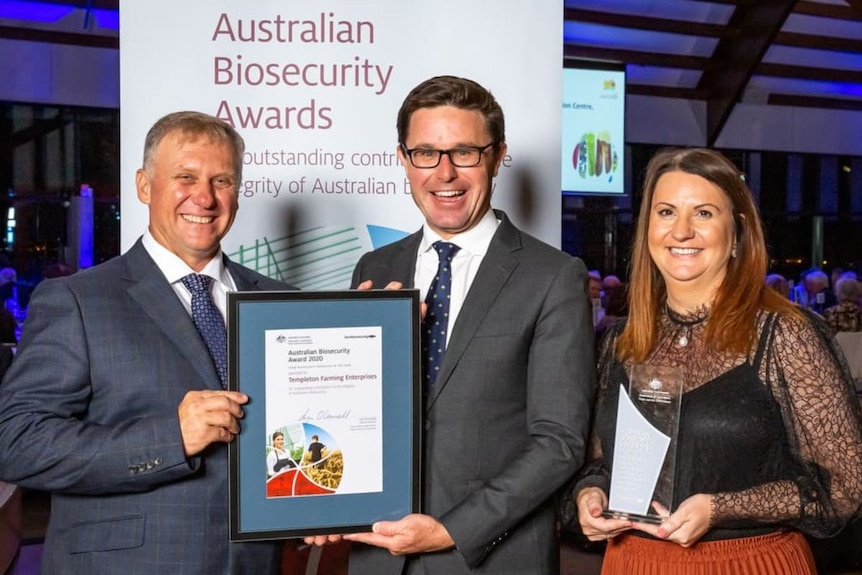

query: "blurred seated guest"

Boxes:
[824, 277, 862, 333]
[843, 271, 862, 308]
[0, 344, 12, 381]
[831, 267, 845, 293]
[0, 268, 15, 304]
[601, 274, 622, 309]
[562, 147, 862, 575]
[588, 270, 602, 300]
[791, 267, 816, 306]
[765, 273, 790, 299]
[595, 282, 628, 338]
[0, 308, 17, 345]
[588, 270, 604, 327]
[806, 269, 836, 314]
[42, 262, 74, 279]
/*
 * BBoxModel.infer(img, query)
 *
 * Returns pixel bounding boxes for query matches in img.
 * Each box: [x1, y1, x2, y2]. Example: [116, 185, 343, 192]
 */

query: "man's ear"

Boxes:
[136, 169, 151, 204]
[492, 142, 508, 178]
[396, 144, 408, 169]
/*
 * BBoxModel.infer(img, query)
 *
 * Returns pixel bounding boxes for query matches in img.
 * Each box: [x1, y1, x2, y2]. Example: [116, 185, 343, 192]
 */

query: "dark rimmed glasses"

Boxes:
[400, 142, 496, 169]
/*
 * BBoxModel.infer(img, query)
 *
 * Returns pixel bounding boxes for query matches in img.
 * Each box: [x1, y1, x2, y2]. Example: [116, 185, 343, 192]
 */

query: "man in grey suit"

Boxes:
[342, 76, 595, 574]
[0, 111, 291, 574]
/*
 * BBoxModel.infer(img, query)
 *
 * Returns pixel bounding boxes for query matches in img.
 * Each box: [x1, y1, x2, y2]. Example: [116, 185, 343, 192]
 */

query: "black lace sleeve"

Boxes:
[711, 310, 862, 537]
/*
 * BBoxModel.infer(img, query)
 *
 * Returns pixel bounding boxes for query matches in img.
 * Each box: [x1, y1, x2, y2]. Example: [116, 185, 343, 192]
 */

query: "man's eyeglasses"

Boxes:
[400, 143, 496, 169]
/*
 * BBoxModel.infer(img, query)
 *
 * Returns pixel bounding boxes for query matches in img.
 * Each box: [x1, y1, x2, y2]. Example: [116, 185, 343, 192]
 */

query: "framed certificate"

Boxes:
[227, 289, 421, 541]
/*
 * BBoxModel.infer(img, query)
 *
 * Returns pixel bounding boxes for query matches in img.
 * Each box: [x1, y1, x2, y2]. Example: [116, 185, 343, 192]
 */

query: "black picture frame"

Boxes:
[227, 289, 421, 541]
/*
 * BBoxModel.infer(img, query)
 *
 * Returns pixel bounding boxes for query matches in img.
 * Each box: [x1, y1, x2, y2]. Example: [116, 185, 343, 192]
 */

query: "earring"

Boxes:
[731, 245, 738, 258]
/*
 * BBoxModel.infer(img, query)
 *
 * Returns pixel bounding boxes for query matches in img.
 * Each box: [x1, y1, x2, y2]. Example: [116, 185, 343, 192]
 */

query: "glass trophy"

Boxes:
[603, 364, 683, 524]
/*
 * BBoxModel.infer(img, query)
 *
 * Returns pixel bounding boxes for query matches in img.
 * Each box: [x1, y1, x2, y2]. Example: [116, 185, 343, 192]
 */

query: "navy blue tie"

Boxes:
[181, 274, 227, 388]
[422, 242, 460, 389]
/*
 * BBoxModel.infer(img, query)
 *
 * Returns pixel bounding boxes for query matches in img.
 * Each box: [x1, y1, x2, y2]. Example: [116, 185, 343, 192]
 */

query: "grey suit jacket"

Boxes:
[0, 239, 293, 575]
[348, 211, 595, 575]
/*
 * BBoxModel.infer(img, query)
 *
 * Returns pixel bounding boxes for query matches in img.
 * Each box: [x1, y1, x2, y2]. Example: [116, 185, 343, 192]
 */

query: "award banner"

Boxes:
[605, 364, 683, 524]
[227, 289, 420, 539]
[120, 1, 563, 289]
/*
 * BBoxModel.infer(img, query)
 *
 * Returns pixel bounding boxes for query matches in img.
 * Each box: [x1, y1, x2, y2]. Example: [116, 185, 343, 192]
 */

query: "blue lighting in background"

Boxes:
[0, 1, 72, 22]
[0, 1, 119, 30]
[5, 207, 14, 250]
[94, 7, 118, 30]
[76, 184, 95, 269]
[564, 21, 716, 56]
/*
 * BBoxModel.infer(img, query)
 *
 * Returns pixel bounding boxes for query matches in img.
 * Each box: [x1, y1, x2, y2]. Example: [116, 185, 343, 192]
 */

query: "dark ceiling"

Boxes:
[3, 0, 862, 148]
[565, 0, 862, 145]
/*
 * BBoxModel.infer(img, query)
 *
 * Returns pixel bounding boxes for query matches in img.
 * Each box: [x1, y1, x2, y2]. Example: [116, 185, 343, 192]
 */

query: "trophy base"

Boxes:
[601, 510, 663, 525]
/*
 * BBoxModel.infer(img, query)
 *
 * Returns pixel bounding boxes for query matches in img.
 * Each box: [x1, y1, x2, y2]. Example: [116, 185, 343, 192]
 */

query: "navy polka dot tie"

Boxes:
[422, 242, 460, 389]
[181, 274, 227, 388]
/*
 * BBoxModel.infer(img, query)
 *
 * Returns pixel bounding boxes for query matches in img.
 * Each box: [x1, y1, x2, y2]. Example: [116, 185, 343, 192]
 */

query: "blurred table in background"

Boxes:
[836, 332, 862, 393]
[0, 482, 22, 573]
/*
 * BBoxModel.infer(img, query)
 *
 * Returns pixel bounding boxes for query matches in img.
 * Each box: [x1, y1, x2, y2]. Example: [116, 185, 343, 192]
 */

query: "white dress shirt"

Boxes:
[414, 209, 500, 346]
[141, 230, 237, 324]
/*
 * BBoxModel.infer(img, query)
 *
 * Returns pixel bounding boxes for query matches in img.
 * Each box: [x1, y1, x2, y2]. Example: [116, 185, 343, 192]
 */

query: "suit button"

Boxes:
[128, 465, 138, 474]
[424, 420, 431, 431]
[154, 457, 163, 465]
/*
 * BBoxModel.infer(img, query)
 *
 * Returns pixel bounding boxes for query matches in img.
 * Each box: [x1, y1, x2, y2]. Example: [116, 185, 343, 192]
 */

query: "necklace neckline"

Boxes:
[665, 303, 709, 347]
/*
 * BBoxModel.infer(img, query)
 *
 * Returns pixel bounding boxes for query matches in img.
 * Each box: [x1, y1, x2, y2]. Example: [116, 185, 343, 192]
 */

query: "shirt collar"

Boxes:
[141, 228, 227, 285]
[420, 209, 500, 256]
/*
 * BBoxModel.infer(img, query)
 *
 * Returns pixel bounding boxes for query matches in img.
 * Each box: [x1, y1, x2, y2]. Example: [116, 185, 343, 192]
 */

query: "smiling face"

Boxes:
[648, 171, 736, 309]
[136, 131, 239, 271]
[398, 106, 506, 239]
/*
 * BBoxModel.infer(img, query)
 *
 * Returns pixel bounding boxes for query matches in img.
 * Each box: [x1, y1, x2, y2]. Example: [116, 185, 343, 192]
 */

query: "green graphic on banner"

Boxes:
[230, 226, 364, 290]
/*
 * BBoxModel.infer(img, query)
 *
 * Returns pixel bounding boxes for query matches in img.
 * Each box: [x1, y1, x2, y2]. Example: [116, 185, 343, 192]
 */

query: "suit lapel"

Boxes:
[123, 242, 268, 391]
[389, 231, 422, 289]
[123, 241, 223, 390]
[426, 213, 522, 409]
[225, 258, 265, 291]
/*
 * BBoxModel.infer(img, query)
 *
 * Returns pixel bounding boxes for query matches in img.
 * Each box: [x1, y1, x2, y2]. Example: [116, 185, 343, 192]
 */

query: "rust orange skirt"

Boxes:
[601, 531, 817, 575]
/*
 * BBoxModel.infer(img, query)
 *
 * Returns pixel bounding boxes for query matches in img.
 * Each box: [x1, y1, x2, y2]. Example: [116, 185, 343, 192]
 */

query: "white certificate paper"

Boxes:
[264, 326, 382, 498]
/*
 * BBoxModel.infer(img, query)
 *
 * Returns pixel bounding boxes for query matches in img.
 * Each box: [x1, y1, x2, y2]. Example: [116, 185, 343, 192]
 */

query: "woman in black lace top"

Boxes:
[562, 148, 862, 574]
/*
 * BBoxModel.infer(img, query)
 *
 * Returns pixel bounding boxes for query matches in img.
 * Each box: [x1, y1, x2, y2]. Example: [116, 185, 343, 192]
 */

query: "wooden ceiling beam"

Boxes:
[768, 93, 862, 111]
[564, 43, 706, 70]
[775, 31, 862, 53]
[698, 0, 797, 146]
[0, 25, 117, 49]
[757, 62, 862, 84]
[628, 84, 708, 100]
[794, 1, 862, 20]
[684, 0, 764, 7]
[847, 0, 862, 18]
[564, 8, 728, 38]
[28, 0, 118, 9]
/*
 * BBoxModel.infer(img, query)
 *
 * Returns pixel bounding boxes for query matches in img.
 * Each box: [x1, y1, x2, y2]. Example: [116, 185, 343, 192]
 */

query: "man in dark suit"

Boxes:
[343, 76, 595, 574]
[0, 111, 291, 574]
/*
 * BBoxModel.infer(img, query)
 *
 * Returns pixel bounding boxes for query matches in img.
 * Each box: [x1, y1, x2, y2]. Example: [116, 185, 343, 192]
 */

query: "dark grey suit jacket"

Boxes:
[348, 211, 595, 575]
[0, 239, 293, 575]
